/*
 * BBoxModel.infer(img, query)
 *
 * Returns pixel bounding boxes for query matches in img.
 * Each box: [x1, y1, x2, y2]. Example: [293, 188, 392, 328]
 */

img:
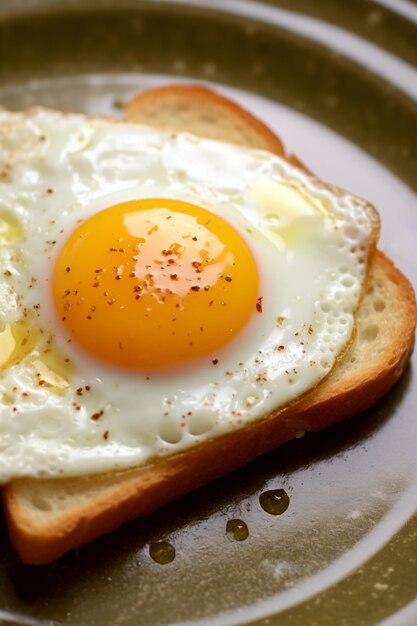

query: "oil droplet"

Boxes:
[259, 489, 290, 515]
[149, 540, 176, 564]
[226, 519, 249, 541]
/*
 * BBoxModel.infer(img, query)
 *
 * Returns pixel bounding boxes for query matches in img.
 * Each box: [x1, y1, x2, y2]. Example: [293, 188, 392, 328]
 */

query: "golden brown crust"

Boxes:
[2, 87, 416, 564]
[125, 83, 285, 156]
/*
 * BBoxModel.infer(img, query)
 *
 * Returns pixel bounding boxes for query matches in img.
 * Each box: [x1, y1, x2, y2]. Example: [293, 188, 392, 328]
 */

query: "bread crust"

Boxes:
[2, 87, 416, 564]
[125, 83, 285, 156]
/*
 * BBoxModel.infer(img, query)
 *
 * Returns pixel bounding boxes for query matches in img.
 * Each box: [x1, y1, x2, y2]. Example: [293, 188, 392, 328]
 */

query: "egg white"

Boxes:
[0, 109, 376, 481]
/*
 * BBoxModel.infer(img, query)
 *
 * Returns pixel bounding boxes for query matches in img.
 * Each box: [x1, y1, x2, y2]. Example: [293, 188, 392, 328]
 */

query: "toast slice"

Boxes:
[125, 83, 307, 171]
[3, 86, 416, 564]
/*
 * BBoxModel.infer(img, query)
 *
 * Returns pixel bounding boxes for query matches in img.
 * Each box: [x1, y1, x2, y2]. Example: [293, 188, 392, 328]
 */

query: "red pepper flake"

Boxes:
[76, 387, 83, 396]
[65, 266, 71, 272]
[256, 297, 263, 313]
[115, 275, 121, 281]
[167, 258, 175, 265]
[85, 385, 91, 391]
[191, 261, 201, 269]
[103, 430, 109, 440]
[191, 285, 200, 292]
[275, 345, 285, 351]
[192, 236, 197, 241]
[129, 271, 136, 278]
[109, 247, 117, 252]
[224, 275, 232, 282]
[170, 273, 178, 280]
[162, 249, 173, 256]
[212, 359, 218, 365]
[91, 409, 104, 421]
[93, 282, 99, 288]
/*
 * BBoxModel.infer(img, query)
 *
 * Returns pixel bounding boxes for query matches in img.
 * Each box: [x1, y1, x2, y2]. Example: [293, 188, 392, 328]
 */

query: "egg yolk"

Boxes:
[52, 198, 259, 370]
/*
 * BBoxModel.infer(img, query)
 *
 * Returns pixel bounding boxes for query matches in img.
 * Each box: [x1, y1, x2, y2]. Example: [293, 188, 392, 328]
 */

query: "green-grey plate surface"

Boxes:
[0, 2, 416, 625]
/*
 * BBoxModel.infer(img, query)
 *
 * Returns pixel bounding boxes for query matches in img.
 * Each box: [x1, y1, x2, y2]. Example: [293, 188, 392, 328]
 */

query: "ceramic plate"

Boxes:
[0, 2, 416, 625]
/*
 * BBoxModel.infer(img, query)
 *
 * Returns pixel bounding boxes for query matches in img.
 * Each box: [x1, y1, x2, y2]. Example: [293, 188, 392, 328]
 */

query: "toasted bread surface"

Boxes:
[125, 83, 286, 156]
[3, 86, 416, 564]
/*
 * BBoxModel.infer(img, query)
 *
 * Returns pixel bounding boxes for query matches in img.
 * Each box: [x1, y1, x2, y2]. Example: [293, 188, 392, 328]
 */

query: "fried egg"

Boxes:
[0, 109, 378, 482]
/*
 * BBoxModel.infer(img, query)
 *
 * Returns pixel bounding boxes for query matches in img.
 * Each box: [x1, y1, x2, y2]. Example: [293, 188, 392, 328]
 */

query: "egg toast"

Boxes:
[3, 85, 416, 564]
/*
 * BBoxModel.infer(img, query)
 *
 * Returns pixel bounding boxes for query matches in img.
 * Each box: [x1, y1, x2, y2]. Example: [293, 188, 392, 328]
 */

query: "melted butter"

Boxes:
[0, 319, 37, 369]
[259, 488, 290, 515]
[0, 210, 23, 244]
[0, 324, 16, 367]
[0, 317, 73, 391]
[248, 181, 333, 251]
[149, 541, 176, 564]
[32, 359, 69, 391]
